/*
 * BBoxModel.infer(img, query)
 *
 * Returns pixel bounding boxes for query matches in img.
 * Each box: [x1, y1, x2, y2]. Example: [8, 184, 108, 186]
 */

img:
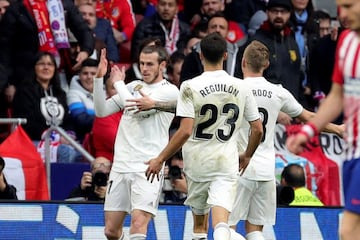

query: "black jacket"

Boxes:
[67, 185, 104, 201]
[236, 21, 304, 104]
[0, 178, 18, 200]
[131, 13, 191, 60]
[0, 0, 95, 88]
[12, 81, 73, 140]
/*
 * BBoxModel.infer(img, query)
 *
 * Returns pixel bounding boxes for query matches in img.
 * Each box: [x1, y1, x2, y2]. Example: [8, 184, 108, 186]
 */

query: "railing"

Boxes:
[0, 118, 95, 198]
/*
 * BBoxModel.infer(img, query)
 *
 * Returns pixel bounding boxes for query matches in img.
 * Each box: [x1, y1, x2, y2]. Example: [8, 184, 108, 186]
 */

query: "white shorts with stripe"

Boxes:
[228, 177, 276, 226]
[104, 171, 163, 216]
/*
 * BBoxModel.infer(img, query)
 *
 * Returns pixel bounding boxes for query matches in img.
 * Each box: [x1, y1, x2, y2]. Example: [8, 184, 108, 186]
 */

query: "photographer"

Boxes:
[0, 156, 18, 200]
[161, 151, 187, 204]
[67, 157, 111, 201]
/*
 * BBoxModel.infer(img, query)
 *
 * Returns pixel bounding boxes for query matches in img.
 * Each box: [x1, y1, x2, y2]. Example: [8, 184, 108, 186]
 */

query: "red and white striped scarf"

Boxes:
[160, 15, 180, 55]
[24, 0, 69, 57]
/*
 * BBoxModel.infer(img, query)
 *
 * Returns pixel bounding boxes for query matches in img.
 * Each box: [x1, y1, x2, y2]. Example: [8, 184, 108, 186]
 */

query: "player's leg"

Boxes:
[228, 176, 253, 240]
[208, 176, 238, 240]
[104, 171, 130, 239]
[192, 212, 209, 239]
[184, 179, 211, 239]
[339, 210, 360, 240]
[104, 211, 128, 240]
[244, 179, 276, 240]
[129, 172, 163, 239]
[339, 158, 360, 240]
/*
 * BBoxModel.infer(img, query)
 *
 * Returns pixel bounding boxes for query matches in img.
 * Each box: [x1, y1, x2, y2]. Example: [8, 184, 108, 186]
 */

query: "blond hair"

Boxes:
[243, 40, 269, 73]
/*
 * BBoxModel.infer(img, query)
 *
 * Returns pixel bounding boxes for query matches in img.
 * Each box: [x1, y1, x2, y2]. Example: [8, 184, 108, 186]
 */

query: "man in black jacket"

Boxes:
[0, 157, 18, 200]
[131, 0, 191, 60]
[235, 0, 305, 106]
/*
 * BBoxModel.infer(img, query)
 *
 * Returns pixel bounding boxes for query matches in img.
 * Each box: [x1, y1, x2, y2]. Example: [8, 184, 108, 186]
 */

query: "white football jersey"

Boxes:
[93, 78, 179, 173]
[239, 77, 303, 180]
[177, 70, 260, 182]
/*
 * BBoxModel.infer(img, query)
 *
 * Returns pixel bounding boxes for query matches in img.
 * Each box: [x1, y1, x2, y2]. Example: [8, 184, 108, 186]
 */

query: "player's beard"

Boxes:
[144, 69, 160, 84]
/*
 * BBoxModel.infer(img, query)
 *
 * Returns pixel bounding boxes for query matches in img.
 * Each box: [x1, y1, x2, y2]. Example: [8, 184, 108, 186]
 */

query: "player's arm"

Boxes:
[126, 89, 177, 113]
[296, 109, 344, 137]
[239, 118, 263, 175]
[145, 117, 193, 182]
[286, 83, 344, 154]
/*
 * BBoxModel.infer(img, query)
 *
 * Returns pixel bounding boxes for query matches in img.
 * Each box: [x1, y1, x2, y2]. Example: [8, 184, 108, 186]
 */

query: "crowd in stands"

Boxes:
[0, 0, 341, 202]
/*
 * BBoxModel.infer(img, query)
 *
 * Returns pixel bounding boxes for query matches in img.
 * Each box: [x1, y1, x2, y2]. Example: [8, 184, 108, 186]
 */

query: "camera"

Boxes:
[92, 171, 108, 187]
[168, 166, 182, 180]
[276, 185, 295, 206]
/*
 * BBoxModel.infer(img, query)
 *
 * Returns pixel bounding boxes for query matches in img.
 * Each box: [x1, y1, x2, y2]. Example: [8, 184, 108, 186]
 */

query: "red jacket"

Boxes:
[95, 0, 136, 41]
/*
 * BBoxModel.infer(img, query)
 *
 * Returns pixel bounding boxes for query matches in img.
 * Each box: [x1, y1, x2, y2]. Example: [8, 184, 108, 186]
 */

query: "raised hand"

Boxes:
[96, 48, 108, 78]
[109, 65, 126, 86]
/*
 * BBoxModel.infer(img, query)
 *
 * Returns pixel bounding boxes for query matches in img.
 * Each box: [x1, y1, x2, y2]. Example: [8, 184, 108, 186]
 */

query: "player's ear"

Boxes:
[264, 60, 270, 70]
[223, 52, 228, 61]
[159, 60, 167, 72]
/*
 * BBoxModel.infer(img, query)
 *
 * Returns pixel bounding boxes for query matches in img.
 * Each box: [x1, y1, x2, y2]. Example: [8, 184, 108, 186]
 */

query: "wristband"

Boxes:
[299, 123, 319, 140]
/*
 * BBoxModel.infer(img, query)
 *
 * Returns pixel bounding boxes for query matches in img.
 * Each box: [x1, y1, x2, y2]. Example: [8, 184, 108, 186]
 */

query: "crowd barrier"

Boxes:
[0, 202, 343, 240]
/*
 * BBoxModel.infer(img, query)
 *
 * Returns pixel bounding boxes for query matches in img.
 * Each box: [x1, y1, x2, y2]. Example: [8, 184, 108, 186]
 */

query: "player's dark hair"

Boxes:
[200, 32, 227, 64]
[141, 45, 169, 64]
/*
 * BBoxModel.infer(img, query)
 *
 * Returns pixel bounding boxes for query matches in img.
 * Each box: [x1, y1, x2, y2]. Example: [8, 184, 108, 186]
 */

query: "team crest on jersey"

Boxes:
[289, 50, 297, 62]
[112, 8, 119, 18]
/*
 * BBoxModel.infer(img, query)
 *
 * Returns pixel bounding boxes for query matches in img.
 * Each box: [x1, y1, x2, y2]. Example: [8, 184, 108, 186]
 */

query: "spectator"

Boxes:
[161, 151, 187, 204]
[0, 156, 17, 200]
[94, 0, 136, 45]
[191, 0, 246, 43]
[67, 58, 99, 142]
[180, 12, 246, 82]
[0, 0, 95, 104]
[309, 9, 347, 123]
[0, 0, 9, 22]
[67, 156, 111, 201]
[224, 0, 267, 33]
[289, 0, 319, 110]
[281, 164, 324, 206]
[12, 52, 81, 163]
[78, 3, 120, 63]
[167, 50, 185, 88]
[131, 0, 191, 59]
[313, 10, 332, 38]
[94, 47, 179, 239]
[145, 33, 263, 240]
[235, 0, 304, 106]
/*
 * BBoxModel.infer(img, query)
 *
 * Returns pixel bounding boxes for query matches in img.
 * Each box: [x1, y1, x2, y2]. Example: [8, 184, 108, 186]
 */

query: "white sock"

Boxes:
[213, 222, 231, 240]
[129, 233, 146, 240]
[120, 232, 129, 240]
[192, 233, 208, 239]
[246, 231, 265, 240]
[229, 228, 246, 240]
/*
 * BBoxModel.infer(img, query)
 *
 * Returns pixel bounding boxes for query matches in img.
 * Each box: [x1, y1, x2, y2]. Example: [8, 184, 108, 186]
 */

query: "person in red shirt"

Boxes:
[95, 0, 136, 44]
